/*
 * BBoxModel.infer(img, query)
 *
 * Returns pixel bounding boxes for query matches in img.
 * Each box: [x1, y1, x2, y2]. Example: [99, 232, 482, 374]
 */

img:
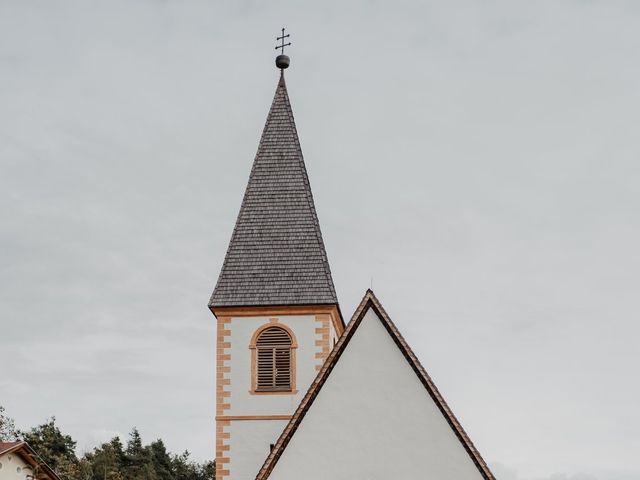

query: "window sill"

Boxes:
[249, 389, 298, 396]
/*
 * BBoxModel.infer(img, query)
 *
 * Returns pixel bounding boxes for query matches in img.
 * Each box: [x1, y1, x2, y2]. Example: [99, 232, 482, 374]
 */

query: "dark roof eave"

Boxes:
[209, 301, 345, 329]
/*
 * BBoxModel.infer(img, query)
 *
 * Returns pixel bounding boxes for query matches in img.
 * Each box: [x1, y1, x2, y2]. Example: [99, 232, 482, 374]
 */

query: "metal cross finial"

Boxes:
[275, 27, 291, 54]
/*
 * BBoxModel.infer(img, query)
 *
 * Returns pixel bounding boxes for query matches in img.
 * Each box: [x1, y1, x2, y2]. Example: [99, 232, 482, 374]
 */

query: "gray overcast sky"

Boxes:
[1, 1, 639, 479]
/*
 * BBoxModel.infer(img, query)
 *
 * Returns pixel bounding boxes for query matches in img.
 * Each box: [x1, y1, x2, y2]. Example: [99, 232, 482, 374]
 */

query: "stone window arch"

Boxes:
[250, 322, 298, 394]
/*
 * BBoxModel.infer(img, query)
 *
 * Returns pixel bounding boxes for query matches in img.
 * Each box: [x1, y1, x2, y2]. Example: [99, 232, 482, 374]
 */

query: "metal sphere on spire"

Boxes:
[276, 55, 290, 69]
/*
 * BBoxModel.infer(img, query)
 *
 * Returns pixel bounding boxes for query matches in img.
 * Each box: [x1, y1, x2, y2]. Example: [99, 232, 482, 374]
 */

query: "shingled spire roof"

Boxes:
[209, 72, 338, 308]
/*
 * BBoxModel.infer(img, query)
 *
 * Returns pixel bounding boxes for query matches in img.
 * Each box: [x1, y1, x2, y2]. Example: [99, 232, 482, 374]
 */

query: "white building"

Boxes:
[0, 442, 60, 480]
[256, 291, 494, 480]
[208, 50, 495, 480]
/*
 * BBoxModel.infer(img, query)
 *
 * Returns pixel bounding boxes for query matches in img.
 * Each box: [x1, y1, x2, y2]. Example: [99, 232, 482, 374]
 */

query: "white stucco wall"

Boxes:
[0, 452, 33, 480]
[227, 314, 318, 416]
[228, 419, 288, 480]
[267, 308, 485, 480]
[328, 319, 338, 350]
[221, 313, 328, 480]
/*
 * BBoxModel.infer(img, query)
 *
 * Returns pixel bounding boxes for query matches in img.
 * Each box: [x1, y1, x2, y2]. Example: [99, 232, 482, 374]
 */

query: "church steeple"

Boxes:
[209, 67, 338, 308]
[209, 42, 344, 480]
[209, 34, 496, 480]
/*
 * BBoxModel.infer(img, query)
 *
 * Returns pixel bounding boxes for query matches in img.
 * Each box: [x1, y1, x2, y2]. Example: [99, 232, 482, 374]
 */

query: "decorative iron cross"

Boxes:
[275, 28, 291, 54]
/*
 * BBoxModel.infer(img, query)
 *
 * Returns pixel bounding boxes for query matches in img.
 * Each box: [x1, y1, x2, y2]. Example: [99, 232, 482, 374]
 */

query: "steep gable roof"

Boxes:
[209, 72, 338, 308]
[255, 289, 495, 480]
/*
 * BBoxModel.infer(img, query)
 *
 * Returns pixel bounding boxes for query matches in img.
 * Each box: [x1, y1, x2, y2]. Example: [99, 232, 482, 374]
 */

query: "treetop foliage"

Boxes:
[1, 406, 214, 480]
[0, 405, 18, 441]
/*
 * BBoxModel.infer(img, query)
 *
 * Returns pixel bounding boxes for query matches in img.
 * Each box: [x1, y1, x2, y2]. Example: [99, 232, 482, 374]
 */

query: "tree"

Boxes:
[19, 417, 78, 476]
[0, 405, 18, 441]
[109, 436, 126, 468]
[9, 414, 214, 480]
[84, 439, 126, 480]
[171, 450, 215, 480]
[149, 439, 173, 480]
[196, 460, 216, 480]
[124, 428, 156, 479]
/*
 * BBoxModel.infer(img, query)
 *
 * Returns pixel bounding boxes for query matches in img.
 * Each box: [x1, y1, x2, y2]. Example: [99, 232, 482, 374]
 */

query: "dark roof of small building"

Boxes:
[209, 72, 338, 308]
[255, 289, 496, 480]
[0, 441, 21, 455]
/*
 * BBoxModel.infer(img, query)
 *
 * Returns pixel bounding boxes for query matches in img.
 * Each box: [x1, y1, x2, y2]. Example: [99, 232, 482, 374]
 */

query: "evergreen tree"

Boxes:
[85, 440, 125, 480]
[171, 450, 215, 480]
[149, 439, 173, 480]
[171, 451, 192, 480]
[10, 414, 214, 480]
[76, 457, 93, 480]
[19, 417, 78, 475]
[125, 428, 155, 480]
[109, 436, 127, 468]
[200, 460, 216, 480]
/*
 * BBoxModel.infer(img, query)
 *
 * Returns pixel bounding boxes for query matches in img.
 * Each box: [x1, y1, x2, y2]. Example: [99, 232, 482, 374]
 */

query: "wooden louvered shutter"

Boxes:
[256, 327, 292, 391]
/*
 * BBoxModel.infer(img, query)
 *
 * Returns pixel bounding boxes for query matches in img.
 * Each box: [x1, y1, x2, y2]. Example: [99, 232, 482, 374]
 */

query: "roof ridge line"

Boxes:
[254, 289, 496, 480]
[365, 291, 496, 480]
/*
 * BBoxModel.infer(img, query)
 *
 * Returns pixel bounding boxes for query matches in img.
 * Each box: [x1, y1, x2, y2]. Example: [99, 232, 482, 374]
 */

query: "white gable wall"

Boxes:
[268, 308, 485, 480]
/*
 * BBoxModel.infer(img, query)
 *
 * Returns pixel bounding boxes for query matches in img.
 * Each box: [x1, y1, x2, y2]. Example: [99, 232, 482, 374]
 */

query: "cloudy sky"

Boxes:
[1, 1, 639, 479]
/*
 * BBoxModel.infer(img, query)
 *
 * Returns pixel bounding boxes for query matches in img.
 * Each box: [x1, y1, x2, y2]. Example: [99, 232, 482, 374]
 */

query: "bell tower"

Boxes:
[209, 38, 344, 480]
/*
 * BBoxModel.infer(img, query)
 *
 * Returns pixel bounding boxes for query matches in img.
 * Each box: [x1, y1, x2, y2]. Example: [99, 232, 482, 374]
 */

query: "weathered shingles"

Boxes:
[209, 73, 338, 307]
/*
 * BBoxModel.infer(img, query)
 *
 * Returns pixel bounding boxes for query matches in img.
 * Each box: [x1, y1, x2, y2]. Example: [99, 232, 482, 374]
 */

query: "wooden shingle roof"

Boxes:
[209, 72, 338, 308]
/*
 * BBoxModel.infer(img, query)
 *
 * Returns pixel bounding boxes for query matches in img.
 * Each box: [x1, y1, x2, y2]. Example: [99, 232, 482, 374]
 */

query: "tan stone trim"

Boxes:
[249, 320, 298, 395]
[216, 419, 231, 479]
[249, 320, 299, 348]
[315, 314, 331, 371]
[216, 317, 232, 480]
[212, 304, 344, 335]
[215, 415, 293, 421]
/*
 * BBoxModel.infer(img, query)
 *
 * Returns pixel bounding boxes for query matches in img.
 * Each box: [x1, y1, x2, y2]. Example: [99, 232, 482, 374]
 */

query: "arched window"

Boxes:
[255, 327, 293, 392]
